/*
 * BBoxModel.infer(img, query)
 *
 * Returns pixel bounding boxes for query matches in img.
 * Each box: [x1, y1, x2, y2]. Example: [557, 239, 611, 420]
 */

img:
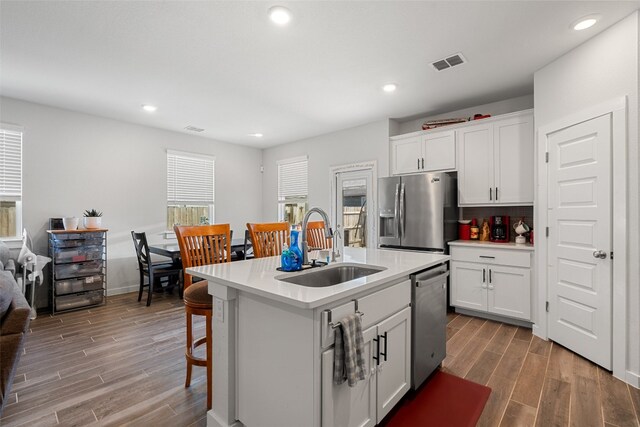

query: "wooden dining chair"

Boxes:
[306, 221, 333, 250]
[246, 222, 290, 258]
[131, 231, 182, 306]
[174, 223, 231, 410]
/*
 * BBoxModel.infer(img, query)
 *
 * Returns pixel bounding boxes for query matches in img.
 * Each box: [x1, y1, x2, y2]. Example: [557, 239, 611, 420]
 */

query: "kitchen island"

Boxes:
[188, 247, 449, 427]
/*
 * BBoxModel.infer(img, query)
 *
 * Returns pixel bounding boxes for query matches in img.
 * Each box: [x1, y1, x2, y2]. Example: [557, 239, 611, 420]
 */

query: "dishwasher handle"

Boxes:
[415, 271, 449, 288]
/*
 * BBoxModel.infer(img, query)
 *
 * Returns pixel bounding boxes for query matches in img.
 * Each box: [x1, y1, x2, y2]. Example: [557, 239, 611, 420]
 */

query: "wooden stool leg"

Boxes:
[185, 310, 193, 387]
[206, 312, 213, 410]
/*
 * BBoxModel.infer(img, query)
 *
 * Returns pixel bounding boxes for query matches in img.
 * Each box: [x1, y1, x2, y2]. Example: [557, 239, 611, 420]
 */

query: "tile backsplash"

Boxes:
[458, 206, 534, 242]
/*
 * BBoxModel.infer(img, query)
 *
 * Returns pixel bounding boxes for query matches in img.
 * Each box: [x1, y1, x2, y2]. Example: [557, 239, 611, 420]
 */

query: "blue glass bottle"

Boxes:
[289, 230, 303, 271]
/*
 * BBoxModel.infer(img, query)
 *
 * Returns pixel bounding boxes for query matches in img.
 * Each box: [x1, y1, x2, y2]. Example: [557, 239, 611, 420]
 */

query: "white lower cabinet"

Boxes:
[450, 245, 532, 321]
[321, 306, 411, 427]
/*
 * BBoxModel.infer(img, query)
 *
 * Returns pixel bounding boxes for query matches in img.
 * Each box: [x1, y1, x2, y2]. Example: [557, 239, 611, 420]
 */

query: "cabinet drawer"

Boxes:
[451, 246, 530, 268]
[55, 290, 104, 311]
[55, 275, 103, 295]
[54, 246, 103, 263]
[55, 260, 104, 279]
[358, 280, 410, 330]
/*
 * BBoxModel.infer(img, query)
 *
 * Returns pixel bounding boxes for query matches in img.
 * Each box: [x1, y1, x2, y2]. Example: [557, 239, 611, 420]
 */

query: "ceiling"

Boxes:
[1, 1, 639, 148]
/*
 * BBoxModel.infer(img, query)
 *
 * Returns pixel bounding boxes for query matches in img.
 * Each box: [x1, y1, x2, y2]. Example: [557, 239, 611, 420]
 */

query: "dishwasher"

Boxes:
[411, 262, 449, 390]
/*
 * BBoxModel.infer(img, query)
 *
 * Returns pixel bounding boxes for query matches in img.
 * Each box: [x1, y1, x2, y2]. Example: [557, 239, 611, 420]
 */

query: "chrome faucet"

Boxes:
[301, 207, 333, 265]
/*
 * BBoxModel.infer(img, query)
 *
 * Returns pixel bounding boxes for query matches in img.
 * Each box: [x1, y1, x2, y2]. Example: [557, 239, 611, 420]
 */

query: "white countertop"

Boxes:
[449, 240, 535, 251]
[187, 247, 449, 309]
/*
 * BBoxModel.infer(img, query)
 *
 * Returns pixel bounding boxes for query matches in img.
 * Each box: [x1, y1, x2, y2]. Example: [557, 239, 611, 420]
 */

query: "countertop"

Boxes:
[449, 240, 535, 251]
[187, 247, 449, 309]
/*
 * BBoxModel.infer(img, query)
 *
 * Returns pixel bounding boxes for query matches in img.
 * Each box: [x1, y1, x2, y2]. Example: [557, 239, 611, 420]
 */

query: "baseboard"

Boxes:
[207, 411, 244, 427]
[532, 324, 547, 340]
[627, 370, 640, 389]
[107, 284, 138, 296]
[454, 308, 533, 328]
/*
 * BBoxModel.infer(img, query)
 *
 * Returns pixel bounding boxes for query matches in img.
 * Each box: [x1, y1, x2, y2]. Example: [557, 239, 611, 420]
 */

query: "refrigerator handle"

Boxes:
[393, 183, 400, 238]
[399, 183, 406, 238]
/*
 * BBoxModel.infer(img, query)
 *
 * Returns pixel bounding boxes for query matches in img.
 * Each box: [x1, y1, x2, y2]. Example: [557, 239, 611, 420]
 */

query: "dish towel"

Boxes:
[333, 313, 366, 387]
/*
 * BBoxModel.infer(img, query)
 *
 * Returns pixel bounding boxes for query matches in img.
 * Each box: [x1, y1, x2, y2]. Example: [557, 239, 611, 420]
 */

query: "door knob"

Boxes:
[593, 250, 607, 259]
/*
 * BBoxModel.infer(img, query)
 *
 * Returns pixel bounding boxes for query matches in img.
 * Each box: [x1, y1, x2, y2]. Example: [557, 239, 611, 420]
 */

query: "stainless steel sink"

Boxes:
[276, 264, 386, 287]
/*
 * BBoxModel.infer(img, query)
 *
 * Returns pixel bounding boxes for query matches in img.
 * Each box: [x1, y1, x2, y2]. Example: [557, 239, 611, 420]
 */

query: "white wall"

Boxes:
[396, 94, 534, 135]
[0, 97, 263, 304]
[534, 12, 639, 382]
[261, 119, 391, 221]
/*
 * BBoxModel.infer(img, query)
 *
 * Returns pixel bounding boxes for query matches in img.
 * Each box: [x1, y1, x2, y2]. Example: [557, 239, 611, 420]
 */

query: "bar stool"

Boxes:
[174, 224, 231, 410]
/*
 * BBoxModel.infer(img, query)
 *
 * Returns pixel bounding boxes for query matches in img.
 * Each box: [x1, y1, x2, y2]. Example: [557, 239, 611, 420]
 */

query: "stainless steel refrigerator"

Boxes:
[378, 173, 457, 252]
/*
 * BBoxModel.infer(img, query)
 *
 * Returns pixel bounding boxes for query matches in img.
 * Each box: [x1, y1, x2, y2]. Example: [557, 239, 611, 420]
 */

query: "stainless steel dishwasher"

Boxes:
[411, 263, 449, 390]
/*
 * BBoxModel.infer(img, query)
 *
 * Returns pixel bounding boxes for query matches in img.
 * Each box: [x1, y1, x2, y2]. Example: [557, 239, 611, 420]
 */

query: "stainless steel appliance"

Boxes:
[411, 263, 449, 390]
[378, 173, 457, 252]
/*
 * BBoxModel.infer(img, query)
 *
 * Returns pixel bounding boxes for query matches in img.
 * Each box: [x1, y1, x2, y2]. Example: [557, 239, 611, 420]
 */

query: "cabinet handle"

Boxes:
[421, 157, 424, 169]
[380, 332, 388, 361]
[479, 256, 495, 259]
[495, 187, 499, 200]
[482, 268, 486, 283]
[417, 158, 420, 170]
[373, 335, 380, 365]
[489, 188, 493, 200]
[489, 269, 492, 283]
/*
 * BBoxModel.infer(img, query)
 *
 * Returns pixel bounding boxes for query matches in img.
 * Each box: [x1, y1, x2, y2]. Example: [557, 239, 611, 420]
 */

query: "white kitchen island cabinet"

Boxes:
[187, 247, 449, 427]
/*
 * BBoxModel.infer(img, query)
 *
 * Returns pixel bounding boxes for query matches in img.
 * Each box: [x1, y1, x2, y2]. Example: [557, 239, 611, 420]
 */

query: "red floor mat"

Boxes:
[382, 371, 492, 427]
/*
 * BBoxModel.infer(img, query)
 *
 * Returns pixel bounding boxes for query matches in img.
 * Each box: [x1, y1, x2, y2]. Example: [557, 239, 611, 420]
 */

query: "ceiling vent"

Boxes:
[431, 53, 466, 71]
[184, 126, 205, 132]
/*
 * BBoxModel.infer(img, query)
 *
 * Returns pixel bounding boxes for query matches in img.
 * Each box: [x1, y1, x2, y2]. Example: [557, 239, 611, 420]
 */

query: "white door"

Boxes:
[451, 261, 488, 311]
[391, 136, 422, 175]
[335, 169, 374, 249]
[487, 265, 531, 321]
[423, 130, 456, 172]
[548, 114, 612, 369]
[321, 325, 377, 427]
[457, 123, 494, 205]
[376, 307, 411, 422]
[494, 114, 534, 204]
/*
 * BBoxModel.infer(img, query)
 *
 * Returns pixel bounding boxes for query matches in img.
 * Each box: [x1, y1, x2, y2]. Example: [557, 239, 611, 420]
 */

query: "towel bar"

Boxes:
[329, 311, 364, 329]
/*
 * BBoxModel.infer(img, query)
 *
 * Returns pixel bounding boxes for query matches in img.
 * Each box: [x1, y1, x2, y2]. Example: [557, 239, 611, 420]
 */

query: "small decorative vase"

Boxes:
[83, 217, 102, 229]
[62, 217, 79, 230]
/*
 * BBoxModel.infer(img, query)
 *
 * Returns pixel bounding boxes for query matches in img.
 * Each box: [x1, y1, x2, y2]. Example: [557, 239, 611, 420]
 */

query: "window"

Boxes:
[167, 150, 215, 230]
[277, 156, 308, 225]
[0, 125, 22, 239]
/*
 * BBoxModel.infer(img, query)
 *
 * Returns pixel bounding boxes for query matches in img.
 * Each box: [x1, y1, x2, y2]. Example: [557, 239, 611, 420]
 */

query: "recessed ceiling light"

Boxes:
[382, 83, 397, 93]
[141, 104, 157, 112]
[249, 133, 264, 138]
[269, 6, 291, 25]
[572, 15, 600, 31]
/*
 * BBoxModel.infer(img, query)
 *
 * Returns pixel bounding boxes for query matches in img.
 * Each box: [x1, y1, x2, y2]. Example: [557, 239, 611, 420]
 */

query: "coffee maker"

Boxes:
[490, 216, 510, 243]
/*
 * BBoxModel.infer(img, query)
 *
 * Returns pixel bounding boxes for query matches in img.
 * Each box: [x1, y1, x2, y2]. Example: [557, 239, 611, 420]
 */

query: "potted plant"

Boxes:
[83, 209, 103, 229]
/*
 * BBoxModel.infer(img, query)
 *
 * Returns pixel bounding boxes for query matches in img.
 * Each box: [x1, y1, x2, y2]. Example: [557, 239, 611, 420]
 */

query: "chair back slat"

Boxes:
[174, 224, 231, 290]
[131, 231, 151, 267]
[246, 222, 290, 258]
[306, 221, 332, 249]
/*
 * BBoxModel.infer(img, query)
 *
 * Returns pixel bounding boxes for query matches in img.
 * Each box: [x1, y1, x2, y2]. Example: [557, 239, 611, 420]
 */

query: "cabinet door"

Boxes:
[493, 114, 534, 204]
[391, 135, 422, 175]
[451, 261, 488, 311]
[423, 130, 456, 171]
[487, 265, 531, 320]
[376, 306, 411, 422]
[321, 325, 377, 427]
[457, 123, 494, 205]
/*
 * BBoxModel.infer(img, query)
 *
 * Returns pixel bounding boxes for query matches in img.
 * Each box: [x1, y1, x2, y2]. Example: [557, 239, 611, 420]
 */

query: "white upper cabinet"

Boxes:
[390, 130, 456, 175]
[458, 110, 534, 206]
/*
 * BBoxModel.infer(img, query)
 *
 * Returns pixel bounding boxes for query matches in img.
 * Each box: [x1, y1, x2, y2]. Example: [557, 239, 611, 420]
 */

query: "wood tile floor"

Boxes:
[2, 293, 639, 426]
[444, 312, 640, 427]
[1, 292, 208, 427]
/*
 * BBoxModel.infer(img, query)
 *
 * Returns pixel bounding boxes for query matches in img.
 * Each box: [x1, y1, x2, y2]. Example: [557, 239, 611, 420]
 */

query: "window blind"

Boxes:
[0, 128, 22, 199]
[167, 151, 215, 205]
[278, 157, 308, 201]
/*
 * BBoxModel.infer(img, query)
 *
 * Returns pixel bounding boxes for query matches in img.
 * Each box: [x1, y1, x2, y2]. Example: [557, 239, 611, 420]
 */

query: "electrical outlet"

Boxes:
[214, 297, 224, 322]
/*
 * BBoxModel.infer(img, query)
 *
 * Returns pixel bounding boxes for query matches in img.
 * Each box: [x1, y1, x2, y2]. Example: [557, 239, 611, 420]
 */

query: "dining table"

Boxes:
[148, 237, 252, 263]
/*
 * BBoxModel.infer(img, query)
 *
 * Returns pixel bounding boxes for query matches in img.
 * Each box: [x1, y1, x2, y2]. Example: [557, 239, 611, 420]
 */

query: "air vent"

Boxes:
[431, 53, 466, 71]
[184, 126, 205, 132]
